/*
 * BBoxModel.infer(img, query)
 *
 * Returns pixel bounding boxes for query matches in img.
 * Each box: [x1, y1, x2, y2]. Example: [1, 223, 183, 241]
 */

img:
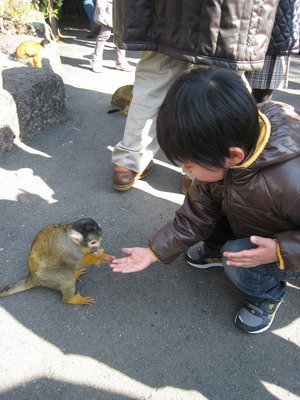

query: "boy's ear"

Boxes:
[224, 147, 245, 167]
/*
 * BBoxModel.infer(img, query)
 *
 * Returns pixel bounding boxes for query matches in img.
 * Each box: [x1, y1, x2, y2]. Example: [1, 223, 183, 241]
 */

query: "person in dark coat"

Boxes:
[246, 0, 300, 102]
[111, 0, 280, 192]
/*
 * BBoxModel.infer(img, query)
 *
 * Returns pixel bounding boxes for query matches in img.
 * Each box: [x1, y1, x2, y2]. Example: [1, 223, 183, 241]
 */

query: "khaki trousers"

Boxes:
[111, 51, 190, 173]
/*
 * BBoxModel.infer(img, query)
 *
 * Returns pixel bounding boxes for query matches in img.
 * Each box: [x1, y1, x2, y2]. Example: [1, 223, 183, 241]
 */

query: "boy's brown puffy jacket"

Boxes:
[149, 102, 300, 272]
[113, 0, 279, 71]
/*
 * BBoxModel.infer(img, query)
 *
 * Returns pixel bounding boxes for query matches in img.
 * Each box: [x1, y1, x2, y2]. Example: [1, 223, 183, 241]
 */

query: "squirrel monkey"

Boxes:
[14, 39, 50, 68]
[108, 84, 133, 116]
[0, 218, 114, 305]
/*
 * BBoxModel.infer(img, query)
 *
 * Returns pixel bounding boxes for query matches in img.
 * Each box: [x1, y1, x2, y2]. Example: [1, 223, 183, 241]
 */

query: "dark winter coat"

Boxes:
[113, 0, 280, 71]
[267, 0, 299, 55]
[148, 102, 300, 272]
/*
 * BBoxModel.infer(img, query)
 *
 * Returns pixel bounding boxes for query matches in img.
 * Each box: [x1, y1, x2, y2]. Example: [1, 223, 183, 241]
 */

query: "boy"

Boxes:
[110, 68, 300, 334]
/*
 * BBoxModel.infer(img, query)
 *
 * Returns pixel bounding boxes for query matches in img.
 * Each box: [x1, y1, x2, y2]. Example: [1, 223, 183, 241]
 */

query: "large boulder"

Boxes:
[1, 66, 68, 146]
[0, 6, 67, 155]
[0, 89, 18, 154]
[0, 35, 67, 155]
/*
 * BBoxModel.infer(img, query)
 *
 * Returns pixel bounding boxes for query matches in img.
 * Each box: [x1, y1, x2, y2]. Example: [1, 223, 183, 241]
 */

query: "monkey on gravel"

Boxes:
[0, 218, 114, 305]
[13, 39, 50, 68]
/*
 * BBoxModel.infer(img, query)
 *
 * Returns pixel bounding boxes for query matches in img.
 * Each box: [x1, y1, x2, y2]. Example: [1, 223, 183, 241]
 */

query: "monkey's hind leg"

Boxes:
[37, 268, 95, 305]
[120, 109, 128, 116]
[33, 55, 43, 68]
[64, 292, 95, 305]
[60, 274, 95, 305]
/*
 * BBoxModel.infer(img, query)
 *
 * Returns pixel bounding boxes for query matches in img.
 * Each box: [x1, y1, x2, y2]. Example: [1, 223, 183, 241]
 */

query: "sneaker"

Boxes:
[185, 242, 223, 269]
[91, 61, 104, 73]
[235, 300, 283, 334]
[115, 62, 134, 72]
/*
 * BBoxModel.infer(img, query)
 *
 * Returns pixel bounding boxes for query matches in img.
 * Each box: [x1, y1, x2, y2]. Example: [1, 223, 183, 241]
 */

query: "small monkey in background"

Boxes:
[108, 84, 133, 116]
[0, 218, 114, 305]
[13, 39, 50, 68]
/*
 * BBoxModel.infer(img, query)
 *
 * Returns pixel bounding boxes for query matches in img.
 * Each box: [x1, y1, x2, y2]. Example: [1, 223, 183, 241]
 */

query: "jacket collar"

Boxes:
[232, 111, 270, 169]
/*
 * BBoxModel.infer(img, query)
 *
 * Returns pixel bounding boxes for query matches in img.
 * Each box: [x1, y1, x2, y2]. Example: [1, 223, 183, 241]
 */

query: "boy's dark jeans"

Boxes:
[206, 217, 300, 311]
[221, 238, 300, 311]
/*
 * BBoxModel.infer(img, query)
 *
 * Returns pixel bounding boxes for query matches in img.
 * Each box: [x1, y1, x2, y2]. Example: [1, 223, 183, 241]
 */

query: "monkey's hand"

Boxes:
[74, 267, 87, 281]
[94, 251, 115, 265]
[100, 254, 116, 264]
[82, 250, 115, 267]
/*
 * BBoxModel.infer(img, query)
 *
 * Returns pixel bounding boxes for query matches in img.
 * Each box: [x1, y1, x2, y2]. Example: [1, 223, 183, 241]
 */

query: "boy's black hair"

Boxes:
[157, 68, 260, 169]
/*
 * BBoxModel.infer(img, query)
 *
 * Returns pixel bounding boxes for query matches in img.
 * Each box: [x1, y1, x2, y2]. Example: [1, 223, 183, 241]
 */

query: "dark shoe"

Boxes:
[235, 300, 283, 334]
[185, 242, 223, 268]
[87, 25, 100, 38]
[179, 174, 192, 194]
[112, 160, 154, 191]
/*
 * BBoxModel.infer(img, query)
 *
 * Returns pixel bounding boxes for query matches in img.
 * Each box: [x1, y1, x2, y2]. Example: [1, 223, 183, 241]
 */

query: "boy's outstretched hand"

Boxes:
[110, 247, 158, 273]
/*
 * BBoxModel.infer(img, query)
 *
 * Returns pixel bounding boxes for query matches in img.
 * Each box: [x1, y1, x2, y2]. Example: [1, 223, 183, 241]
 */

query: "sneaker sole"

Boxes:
[186, 260, 223, 269]
[234, 314, 275, 334]
[235, 300, 283, 334]
[115, 66, 134, 72]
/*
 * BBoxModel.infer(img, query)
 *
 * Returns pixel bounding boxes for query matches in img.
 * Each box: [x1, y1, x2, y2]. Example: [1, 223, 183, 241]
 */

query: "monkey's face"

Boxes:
[86, 232, 102, 253]
[70, 218, 103, 253]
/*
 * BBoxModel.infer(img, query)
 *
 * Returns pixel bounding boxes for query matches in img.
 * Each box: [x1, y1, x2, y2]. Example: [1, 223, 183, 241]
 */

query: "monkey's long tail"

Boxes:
[107, 109, 120, 114]
[0, 277, 35, 297]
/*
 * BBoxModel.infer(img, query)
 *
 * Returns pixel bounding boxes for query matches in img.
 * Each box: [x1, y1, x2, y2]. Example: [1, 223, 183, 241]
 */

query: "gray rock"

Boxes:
[2, 67, 69, 139]
[0, 89, 19, 155]
[0, 32, 67, 155]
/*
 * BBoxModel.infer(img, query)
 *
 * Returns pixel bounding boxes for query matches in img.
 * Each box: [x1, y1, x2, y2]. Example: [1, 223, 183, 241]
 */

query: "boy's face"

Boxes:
[182, 162, 226, 182]
[181, 148, 245, 182]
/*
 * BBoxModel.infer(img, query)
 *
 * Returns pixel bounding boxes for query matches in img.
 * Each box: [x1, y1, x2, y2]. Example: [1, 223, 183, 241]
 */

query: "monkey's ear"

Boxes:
[70, 230, 83, 244]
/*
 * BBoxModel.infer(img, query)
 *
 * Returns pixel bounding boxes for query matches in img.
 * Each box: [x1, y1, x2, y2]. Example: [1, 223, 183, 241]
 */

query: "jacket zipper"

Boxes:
[222, 169, 239, 236]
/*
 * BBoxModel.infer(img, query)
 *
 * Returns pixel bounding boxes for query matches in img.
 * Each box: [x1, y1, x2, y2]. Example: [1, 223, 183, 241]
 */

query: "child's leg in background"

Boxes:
[91, 25, 112, 72]
[115, 48, 133, 72]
